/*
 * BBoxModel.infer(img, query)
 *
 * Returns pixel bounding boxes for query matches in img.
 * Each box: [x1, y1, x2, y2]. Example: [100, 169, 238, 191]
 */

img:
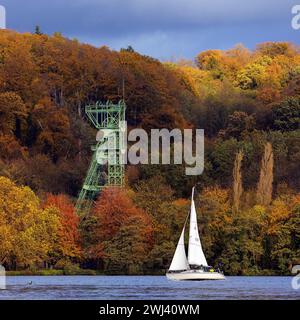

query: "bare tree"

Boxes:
[233, 150, 243, 213]
[257, 142, 274, 206]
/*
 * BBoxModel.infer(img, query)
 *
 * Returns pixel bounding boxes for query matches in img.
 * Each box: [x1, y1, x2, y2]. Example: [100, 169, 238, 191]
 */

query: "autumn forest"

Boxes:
[0, 29, 299, 275]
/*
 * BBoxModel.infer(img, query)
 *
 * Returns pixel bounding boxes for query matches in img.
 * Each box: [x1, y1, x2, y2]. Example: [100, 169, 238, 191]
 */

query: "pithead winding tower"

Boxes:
[76, 100, 126, 215]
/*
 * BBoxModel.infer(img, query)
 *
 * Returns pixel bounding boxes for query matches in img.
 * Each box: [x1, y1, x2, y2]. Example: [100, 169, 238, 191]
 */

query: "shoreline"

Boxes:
[5, 271, 289, 277]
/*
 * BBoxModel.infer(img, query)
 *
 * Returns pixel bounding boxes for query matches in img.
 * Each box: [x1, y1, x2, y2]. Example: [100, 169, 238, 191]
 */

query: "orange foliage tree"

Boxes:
[87, 188, 153, 273]
[43, 194, 82, 264]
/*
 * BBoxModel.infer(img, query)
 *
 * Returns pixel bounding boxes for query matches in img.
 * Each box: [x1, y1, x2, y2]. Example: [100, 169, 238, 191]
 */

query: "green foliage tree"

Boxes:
[220, 111, 256, 139]
[272, 96, 300, 131]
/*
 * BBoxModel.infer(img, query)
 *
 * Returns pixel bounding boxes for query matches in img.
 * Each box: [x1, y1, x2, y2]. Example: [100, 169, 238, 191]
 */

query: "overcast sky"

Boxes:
[1, 0, 299, 60]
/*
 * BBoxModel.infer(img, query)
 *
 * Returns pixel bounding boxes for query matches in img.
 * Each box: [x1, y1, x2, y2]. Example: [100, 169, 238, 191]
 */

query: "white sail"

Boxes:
[188, 188, 208, 266]
[169, 226, 189, 271]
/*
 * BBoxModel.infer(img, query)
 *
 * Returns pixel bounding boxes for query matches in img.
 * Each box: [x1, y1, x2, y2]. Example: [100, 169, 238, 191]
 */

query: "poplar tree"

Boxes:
[257, 142, 274, 206]
[233, 150, 243, 213]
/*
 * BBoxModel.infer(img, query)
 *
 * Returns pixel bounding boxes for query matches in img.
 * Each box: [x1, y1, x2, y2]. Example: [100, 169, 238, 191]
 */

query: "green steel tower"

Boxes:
[76, 100, 126, 215]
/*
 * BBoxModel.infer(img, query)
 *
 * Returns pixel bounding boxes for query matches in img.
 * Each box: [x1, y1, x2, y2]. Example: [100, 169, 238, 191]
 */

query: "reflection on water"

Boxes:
[0, 276, 299, 300]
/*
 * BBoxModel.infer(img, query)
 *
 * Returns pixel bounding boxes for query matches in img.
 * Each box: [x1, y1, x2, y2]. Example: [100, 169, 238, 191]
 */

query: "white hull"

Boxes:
[166, 270, 225, 281]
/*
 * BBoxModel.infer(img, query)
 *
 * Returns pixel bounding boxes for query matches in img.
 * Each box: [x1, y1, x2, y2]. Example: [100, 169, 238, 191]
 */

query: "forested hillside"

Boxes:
[0, 30, 299, 275]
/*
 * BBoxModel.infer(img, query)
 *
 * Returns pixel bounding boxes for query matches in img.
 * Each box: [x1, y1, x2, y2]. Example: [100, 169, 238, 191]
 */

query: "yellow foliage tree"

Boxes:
[0, 176, 60, 269]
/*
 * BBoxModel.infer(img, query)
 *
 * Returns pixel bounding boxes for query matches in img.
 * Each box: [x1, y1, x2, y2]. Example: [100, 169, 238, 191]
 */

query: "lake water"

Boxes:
[0, 276, 299, 300]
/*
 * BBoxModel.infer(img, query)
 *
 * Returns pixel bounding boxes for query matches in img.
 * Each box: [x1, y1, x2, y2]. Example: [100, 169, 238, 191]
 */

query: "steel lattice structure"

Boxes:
[75, 100, 126, 215]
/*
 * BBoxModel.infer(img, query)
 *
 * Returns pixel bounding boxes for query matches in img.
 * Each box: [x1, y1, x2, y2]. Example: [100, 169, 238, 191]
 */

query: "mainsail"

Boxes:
[187, 188, 208, 266]
[169, 226, 189, 271]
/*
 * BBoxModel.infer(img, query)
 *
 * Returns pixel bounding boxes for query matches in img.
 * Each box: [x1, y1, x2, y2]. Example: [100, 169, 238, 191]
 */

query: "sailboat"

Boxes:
[166, 187, 225, 281]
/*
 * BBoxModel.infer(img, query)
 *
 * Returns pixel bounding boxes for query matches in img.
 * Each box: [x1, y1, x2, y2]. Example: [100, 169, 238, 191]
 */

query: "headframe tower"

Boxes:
[75, 100, 126, 215]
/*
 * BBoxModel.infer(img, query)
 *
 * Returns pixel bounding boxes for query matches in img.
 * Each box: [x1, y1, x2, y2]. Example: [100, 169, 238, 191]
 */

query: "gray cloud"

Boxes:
[1, 0, 298, 58]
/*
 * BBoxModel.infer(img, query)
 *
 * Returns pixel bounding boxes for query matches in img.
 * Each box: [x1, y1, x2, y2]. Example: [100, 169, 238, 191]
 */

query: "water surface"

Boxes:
[0, 276, 299, 300]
